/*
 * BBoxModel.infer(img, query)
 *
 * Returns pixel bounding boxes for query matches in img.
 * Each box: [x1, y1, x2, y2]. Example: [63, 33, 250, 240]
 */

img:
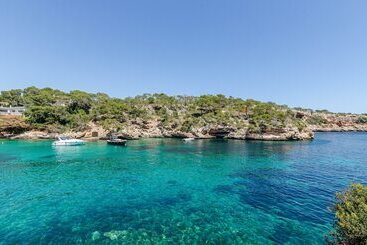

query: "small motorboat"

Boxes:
[52, 136, 85, 146]
[183, 137, 195, 142]
[107, 135, 127, 146]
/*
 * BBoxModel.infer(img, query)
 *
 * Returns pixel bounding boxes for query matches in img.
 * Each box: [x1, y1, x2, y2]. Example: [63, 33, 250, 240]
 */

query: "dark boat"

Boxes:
[107, 135, 127, 146]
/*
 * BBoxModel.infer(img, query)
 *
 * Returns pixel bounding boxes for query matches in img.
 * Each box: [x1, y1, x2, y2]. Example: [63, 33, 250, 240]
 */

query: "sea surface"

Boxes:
[0, 133, 366, 244]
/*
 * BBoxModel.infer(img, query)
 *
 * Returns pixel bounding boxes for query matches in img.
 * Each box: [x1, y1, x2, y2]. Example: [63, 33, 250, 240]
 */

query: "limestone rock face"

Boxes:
[111, 122, 308, 141]
[162, 130, 194, 138]
[83, 122, 108, 139]
[227, 128, 248, 140]
[310, 124, 367, 132]
[296, 110, 367, 132]
[246, 126, 314, 141]
[246, 130, 314, 141]
[11, 130, 54, 139]
[62, 132, 86, 139]
[0, 115, 29, 138]
[117, 130, 141, 140]
[6, 109, 367, 141]
[208, 126, 236, 138]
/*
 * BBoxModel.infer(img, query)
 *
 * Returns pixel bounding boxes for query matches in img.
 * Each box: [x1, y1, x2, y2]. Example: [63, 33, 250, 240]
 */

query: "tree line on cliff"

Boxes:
[0, 87, 366, 135]
[0, 87, 308, 134]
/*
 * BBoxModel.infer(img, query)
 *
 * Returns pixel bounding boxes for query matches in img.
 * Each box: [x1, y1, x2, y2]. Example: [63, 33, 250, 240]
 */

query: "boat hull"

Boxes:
[52, 141, 85, 146]
[183, 138, 195, 142]
[107, 140, 127, 146]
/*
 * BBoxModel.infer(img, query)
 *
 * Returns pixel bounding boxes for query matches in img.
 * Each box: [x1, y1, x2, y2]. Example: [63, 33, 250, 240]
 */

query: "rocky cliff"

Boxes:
[295, 110, 367, 132]
[0, 116, 29, 138]
[0, 88, 366, 141]
[2, 111, 367, 141]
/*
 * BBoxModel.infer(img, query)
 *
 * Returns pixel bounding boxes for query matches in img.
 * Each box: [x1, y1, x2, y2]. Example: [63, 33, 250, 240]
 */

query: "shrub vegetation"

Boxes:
[328, 183, 367, 244]
[0, 87, 326, 133]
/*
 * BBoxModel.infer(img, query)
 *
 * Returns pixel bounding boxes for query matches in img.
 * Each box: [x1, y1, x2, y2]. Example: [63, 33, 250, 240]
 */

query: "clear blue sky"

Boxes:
[0, 0, 366, 113]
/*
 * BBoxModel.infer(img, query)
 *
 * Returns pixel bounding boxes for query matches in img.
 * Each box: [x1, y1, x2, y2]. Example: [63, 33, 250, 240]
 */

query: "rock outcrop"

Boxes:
[246, 130, 314, 141]
[208, 126, 236, 138]
[0, 118, 315, 141]
[83, 122, 108, 139]
[296, 111, 367, 132]
[0, 115, 29, 138]
[11, 130, 54, 139]
[1, 111, 366, 141]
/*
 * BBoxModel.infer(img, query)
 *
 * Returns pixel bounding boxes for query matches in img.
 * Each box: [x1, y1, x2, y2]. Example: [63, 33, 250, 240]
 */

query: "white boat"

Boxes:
[183, 137, 195, 142]
[52, 136, 85, 146]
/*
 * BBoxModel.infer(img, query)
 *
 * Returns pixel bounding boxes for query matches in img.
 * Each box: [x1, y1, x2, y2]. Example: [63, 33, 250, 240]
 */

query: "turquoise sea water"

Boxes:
[0, 133, 366, 244]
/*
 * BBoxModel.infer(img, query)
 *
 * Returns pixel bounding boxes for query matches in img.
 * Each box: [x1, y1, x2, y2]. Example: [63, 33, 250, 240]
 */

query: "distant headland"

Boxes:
[0, 87, 366, 141]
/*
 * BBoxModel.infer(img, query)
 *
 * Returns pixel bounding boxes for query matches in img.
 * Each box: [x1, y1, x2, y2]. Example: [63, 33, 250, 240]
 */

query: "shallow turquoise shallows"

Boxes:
[1, 133, 366, 244]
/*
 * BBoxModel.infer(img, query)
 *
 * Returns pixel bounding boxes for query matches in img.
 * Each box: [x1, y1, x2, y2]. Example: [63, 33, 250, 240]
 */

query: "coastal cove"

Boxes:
[2, 1, 367, 243]
[1, 132, 366, 243]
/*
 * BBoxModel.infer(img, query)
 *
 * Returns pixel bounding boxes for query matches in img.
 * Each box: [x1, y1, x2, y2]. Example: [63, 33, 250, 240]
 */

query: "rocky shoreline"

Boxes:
[311, 126, 367, 132]
[0, 119, 315, 141]
[2, 117, 367, 141]
[3, 126, 367, 141]
[3, 130, 367, 142]
[6, 130, 316, 141]
[1, 109, 367, 142]
[1, 88, 366, 142]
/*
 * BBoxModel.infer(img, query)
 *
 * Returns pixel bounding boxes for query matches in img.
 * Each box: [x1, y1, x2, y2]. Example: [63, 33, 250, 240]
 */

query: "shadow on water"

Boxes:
[215, 167, 334, 225]
[0, 153, 18, 163]
[161, 139, 309, 158]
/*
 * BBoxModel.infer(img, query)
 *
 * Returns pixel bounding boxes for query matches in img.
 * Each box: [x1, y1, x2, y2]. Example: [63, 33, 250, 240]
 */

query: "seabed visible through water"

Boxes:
[1, 133, 366, 243]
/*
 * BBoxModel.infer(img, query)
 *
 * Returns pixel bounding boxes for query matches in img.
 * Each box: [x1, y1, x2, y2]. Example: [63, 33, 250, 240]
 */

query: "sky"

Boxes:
[0, 0, 366, 113]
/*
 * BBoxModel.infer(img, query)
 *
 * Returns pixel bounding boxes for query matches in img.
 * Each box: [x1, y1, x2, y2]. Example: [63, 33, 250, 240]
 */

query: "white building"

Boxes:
[0, 106, 26, 116]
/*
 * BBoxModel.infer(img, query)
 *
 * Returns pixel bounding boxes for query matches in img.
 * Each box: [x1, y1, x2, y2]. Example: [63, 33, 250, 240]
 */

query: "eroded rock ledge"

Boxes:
[5, 124, 315, 141]
[2, 112, 366, 141]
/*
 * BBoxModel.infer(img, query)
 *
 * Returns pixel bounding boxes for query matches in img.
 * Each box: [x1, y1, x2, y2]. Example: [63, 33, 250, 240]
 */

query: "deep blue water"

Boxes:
[0, 133, 366, 244]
